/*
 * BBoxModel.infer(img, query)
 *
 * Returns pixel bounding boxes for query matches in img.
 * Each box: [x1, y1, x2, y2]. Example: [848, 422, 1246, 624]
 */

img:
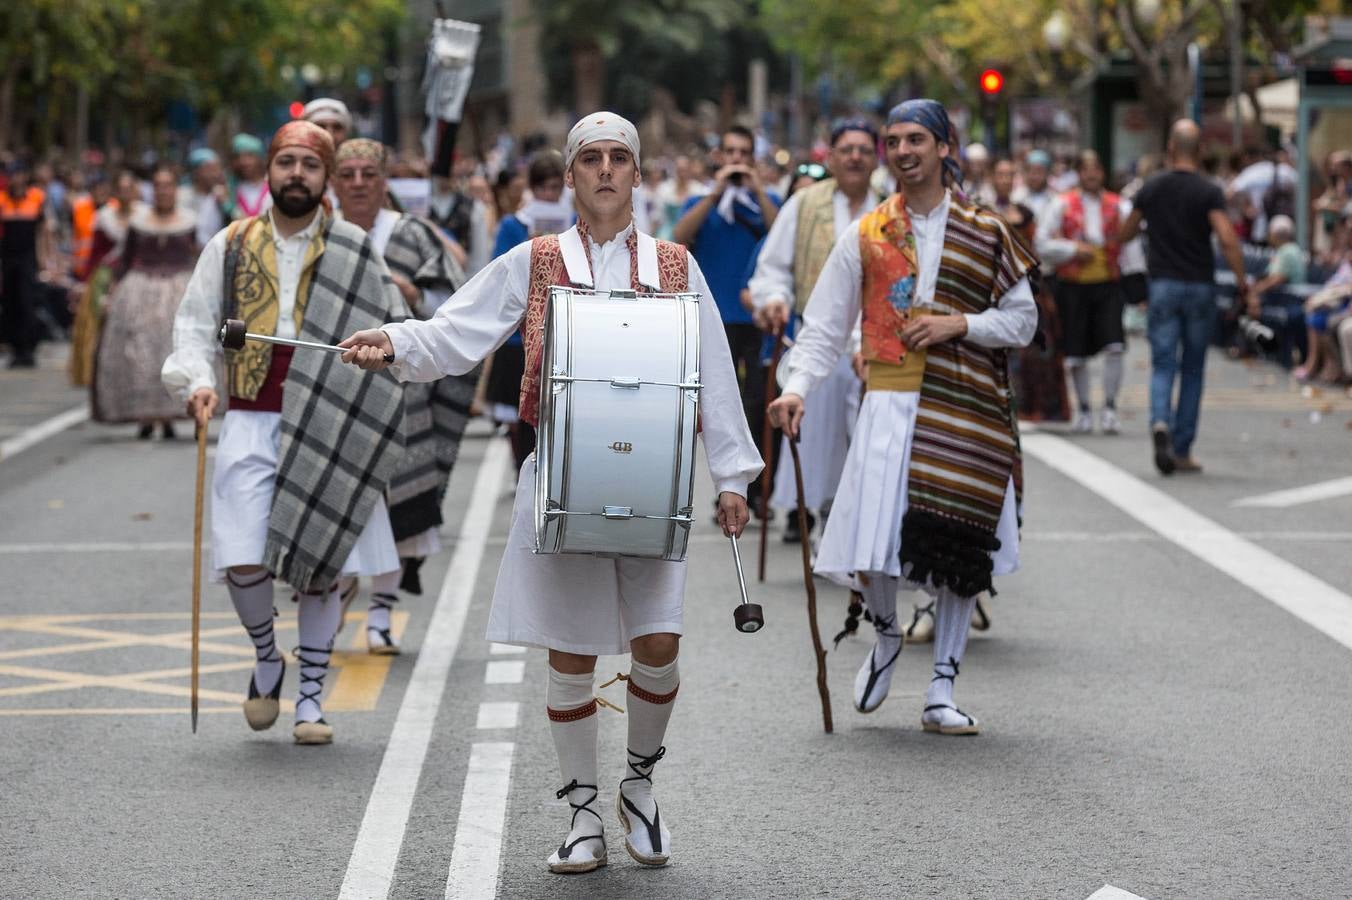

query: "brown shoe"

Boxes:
[1174, 456, 1204, 474]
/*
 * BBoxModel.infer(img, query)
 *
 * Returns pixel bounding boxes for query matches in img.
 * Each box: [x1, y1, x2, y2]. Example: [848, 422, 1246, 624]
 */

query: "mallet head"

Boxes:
[219, 319, 247, 351]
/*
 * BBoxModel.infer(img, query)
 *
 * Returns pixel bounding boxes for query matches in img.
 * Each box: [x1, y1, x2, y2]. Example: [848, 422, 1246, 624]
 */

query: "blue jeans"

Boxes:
[1147, 279, 1215, 457]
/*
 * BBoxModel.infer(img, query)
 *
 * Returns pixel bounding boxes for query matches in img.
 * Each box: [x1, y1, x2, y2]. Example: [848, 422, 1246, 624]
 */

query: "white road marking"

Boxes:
[0, 406, 89, 463]
[338, 439, 511, 900]
[1024, 433, 1352, 652]
[475, 701, 520, 730]
[1233, 475, 1352, 508]
[1087, 886, 1150, 900]
[484, 660, 525, 684]
[444, 741, 515, 899]
[489, 642, 525, 655]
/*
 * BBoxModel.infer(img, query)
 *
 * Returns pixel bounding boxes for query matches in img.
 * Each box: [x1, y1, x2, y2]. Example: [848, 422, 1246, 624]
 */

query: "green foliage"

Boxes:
[2, 0, 406, 144]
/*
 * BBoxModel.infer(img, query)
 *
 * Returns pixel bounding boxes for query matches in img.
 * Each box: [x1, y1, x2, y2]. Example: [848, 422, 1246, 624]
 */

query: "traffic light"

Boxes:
[979, 69, 1004, 96]
[288, 101, 305, 119]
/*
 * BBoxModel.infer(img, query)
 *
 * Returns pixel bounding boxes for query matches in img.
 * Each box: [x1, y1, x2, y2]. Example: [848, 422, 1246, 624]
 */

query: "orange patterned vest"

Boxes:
[1055, 188, 1121, 283]
[518, 230, 689, 427]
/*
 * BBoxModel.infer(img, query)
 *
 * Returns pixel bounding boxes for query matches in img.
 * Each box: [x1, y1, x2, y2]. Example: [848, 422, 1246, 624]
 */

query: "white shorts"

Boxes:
[210, 410, 400, 582]
[485, 455, 686, 656]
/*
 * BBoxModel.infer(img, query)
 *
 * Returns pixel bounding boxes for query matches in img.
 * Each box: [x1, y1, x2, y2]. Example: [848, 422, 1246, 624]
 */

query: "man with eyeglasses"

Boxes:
[750, 120, 883, 543]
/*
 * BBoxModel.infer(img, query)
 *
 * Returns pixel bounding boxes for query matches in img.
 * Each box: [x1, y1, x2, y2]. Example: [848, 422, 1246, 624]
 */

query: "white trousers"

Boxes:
[210, 410, 400, 582]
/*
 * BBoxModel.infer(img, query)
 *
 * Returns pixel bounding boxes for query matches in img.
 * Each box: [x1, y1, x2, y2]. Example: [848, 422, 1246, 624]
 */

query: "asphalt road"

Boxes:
[1, 340, 1350, 900]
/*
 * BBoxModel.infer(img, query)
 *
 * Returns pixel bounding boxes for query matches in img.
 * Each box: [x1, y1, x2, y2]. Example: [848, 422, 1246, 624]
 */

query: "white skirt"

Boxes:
[770, 353, 860, 511]
[210, 410, 400, 582]
[485, 454, 687, 656]
[813, 391, 1021, 594]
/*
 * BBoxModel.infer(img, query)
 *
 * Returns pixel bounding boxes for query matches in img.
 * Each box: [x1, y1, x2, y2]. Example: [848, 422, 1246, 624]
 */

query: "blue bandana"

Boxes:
[830, 118, 879, 147]
[886, 99, 963, 187]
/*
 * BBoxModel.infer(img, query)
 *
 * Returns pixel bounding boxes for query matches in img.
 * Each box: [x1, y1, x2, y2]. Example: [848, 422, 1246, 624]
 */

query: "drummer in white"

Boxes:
[340, 112, 761, 875]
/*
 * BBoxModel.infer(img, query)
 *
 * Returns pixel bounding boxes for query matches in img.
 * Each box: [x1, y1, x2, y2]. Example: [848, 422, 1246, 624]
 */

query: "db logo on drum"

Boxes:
[608, 441, 633, 454]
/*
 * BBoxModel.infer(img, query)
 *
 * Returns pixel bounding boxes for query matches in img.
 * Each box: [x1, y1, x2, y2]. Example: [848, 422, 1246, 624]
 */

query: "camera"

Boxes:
[1237, 314, 1278, 353]
[728, 172, 744, 186]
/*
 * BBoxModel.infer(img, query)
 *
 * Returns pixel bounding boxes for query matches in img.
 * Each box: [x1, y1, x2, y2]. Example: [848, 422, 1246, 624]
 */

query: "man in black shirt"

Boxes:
[0, 166, 53, 368]
[1120, 120, 1249, 475]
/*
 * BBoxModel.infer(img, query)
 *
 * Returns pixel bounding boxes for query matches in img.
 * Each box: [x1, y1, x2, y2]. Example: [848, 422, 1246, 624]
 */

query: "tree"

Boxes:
[534, 0, 741, 115]
[1, 0, 405, 155]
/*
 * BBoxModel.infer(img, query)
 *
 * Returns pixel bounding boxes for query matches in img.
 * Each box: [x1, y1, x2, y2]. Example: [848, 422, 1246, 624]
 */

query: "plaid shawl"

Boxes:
[381, 214, 479, 542]
[861, 194, 1036, 598]
[264, 216, 407, 591]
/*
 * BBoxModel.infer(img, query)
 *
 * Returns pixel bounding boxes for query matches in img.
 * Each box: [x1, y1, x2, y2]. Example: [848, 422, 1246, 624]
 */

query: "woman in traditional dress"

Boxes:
[92, 163, 197, 437]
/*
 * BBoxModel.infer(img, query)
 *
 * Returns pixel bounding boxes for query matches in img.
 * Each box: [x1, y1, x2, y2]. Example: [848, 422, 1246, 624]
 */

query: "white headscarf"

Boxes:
[303, 98, 352, 130]
[564, 111, 640, 172]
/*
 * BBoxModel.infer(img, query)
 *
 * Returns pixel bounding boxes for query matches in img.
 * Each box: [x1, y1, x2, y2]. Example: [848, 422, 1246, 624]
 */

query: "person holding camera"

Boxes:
[673, 126, 781, 507]
[1119, 119, 1249, 476]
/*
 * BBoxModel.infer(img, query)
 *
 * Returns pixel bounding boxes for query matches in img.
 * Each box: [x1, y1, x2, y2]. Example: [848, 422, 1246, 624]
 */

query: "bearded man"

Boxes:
[340, 112, 761, 874]
[162, 121, 406, 745]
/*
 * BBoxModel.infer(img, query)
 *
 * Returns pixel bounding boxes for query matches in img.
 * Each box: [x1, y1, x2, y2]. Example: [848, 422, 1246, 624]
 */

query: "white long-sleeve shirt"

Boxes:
[161, 209, 323, 400]
[782, 191, 1037, 400]
[383, 223, 764, 498]
[747, 187, 878, 311]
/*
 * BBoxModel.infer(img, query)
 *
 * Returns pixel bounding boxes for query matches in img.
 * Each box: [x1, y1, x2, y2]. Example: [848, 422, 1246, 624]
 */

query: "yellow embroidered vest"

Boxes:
[223, 212, 327, 401]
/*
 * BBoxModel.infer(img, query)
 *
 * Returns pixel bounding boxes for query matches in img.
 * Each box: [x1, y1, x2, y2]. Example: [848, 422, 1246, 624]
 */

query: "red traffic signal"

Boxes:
[288, 101, 305, 119]
[979, 69, 1004, 95]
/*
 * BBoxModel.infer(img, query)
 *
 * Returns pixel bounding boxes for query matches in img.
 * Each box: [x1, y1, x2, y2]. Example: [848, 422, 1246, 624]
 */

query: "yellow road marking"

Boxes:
[0, 610, 408, 716]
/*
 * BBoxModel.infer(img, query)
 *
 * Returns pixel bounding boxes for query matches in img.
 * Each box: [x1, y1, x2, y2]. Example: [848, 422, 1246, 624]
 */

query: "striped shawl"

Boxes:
[381, 214, 479, 545]
[864, 194, 1036, 598]
[252, 216, 407, 590]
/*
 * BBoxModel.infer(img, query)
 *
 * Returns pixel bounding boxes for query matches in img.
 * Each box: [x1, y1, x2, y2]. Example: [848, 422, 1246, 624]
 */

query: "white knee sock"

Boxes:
[859, 572, 899, 631]
[227, 570, 282, 695]
[547, 667, 603, 848]
[927, 589, 979, 709]
[1101, 347, 1124, 408]
[368, 569, 401, 631]
[622, 658, 679, 815]
[1066, 358, 1091, 411]
[295, 585, 342, 723]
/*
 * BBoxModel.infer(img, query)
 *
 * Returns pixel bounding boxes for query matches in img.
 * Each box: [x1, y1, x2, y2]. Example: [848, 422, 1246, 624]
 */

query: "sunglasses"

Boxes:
[795, 163, 828, 180]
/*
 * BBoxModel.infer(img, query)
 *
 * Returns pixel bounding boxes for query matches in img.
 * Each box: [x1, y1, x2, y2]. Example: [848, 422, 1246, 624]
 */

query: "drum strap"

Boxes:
[558, 225, 661, 291]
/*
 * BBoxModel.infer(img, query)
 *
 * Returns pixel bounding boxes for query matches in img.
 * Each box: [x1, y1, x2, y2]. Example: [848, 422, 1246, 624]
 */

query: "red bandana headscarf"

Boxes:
[268, 121, 336, 173]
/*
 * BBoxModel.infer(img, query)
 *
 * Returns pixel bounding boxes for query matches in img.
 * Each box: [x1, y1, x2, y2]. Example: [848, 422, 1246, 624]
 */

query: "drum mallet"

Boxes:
[729, 533, 764, 633]
[218, 318, 393, 362]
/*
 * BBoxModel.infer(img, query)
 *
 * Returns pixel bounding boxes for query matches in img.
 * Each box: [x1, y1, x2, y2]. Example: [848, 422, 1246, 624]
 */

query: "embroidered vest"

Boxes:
[791, 179, 839, 315]
[518, 230, 689, 427]
[222, 213, 327, 402]
[1055, 189, 1121, 284]
[858, 195, 927, 389]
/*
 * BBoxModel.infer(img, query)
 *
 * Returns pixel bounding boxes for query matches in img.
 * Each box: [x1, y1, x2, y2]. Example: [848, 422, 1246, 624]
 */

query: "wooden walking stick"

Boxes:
[758, 324, 786, 582]
[190, 407, 207, 733]
[787, 433, 832, 734]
